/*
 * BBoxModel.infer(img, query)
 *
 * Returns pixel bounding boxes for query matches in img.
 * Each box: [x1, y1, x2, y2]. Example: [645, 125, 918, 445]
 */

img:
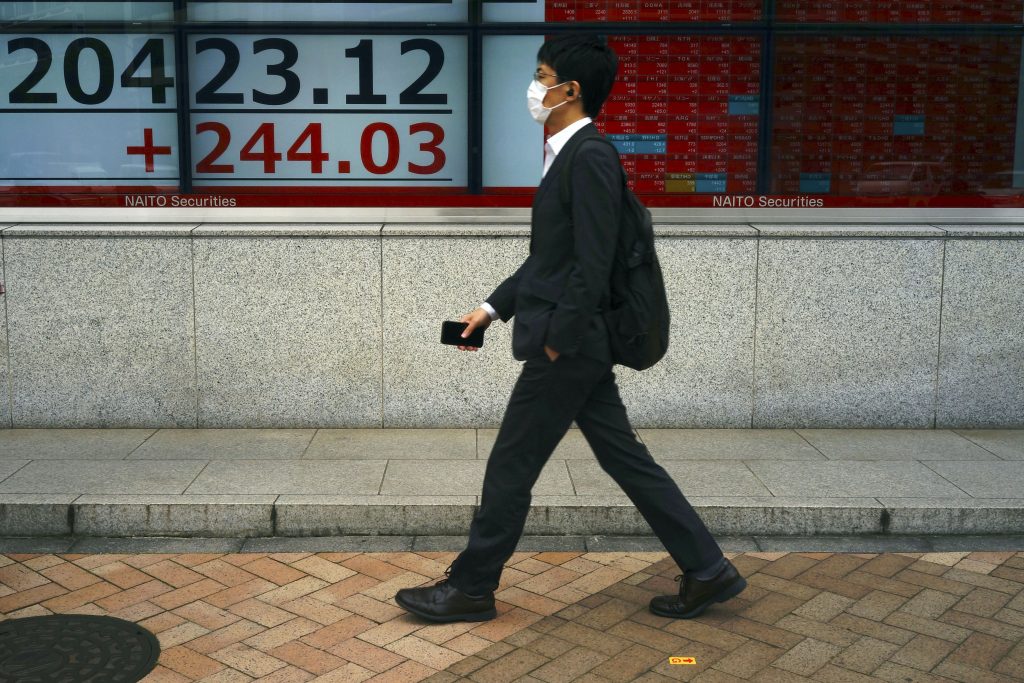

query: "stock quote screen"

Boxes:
[599, 34, 761, 197]
[770, 34, 1019, 201]
[187, 34, 468, 192]
[1, 0, 1022, 207]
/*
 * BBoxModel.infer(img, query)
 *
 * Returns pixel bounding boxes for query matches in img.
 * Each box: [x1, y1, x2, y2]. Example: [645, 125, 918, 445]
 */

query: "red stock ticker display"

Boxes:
[540, 1, 1023, 23]
[594, 35, 761, 196]
[773, 2, 1024, 23]
[543, 1, 761, 22]
[771, 35, 1021, 200]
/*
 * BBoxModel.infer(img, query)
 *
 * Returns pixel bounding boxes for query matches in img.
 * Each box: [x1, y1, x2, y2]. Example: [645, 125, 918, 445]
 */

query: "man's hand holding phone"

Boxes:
[456, 308, 492, 352]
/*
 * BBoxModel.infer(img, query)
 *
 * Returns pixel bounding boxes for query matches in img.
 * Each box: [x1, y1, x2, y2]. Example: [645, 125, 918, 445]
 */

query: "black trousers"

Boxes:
[447, 351, 724, 596]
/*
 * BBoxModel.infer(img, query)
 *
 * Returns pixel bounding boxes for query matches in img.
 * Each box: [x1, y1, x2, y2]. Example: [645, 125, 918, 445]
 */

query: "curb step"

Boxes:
[2, 498, 1023, 538]
[2, 534, 1024, 555]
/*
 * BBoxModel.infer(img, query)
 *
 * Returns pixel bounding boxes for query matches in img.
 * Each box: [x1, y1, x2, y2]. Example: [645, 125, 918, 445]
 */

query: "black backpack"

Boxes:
[559, 135, 670, 371]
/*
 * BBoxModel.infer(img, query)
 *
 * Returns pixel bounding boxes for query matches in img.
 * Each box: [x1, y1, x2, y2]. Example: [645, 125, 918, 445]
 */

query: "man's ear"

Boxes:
[566, 81, 580, 98]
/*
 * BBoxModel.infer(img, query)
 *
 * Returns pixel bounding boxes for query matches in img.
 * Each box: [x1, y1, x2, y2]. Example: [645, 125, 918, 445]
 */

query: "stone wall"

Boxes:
[1, 223, 1020, 428]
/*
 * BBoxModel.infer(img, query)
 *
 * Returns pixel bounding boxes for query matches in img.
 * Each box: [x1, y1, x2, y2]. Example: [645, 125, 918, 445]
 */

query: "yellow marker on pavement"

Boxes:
[669, 657, 697, 665]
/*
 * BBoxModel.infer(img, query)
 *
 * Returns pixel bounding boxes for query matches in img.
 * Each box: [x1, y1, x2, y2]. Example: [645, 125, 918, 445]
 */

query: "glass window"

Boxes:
[1, 2, 174, 22]
[483, 35, 545, 189]
[0, 33, 179, 191]
[771, 34, 1022, 201]
[774, 1, 1023, 23]
[484, 33, 761, 196]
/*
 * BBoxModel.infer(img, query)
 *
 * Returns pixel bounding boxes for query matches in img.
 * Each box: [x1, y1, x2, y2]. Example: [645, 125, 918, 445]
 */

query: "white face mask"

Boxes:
[527, 78, 570, 125]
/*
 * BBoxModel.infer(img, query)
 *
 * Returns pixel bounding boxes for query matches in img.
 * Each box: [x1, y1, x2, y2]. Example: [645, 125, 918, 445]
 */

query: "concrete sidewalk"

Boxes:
[0, 428, 1021, 538]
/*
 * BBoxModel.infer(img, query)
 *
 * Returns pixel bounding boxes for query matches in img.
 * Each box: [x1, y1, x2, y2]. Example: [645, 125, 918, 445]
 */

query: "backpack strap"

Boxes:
[558, 132, 623, 211]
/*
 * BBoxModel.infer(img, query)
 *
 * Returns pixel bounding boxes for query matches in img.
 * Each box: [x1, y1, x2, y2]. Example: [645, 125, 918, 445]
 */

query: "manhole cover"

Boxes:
[0, 615, 160, 683]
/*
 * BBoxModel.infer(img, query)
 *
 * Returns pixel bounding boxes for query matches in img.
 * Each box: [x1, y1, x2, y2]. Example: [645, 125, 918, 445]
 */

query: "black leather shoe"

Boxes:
[649, 559, 746, 619]
[394, 567, 496, 623]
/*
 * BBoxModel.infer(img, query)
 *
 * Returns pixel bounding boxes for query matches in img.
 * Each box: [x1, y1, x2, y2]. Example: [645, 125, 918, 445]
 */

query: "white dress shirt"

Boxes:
[542, 116, 592, 178]
[480, 117, 593, 322]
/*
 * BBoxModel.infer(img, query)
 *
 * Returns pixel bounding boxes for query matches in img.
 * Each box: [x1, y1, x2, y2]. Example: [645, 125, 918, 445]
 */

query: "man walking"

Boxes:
[395, 34, 745, 623]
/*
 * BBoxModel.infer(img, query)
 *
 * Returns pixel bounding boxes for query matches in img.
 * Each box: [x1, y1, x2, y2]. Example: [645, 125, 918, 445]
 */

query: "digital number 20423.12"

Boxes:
[193, 37, 446, 107]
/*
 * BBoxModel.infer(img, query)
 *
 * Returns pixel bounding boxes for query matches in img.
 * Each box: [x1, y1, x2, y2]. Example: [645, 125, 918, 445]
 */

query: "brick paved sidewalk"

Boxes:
[1, 549, 1022, 682]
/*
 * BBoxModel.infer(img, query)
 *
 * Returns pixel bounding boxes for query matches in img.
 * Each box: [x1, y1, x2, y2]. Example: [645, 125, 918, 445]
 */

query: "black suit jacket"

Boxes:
[486, 123, 622, 363]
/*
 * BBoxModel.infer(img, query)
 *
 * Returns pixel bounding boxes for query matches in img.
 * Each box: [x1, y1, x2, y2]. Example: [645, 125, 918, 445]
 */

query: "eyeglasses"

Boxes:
[534, 68, 558, 82]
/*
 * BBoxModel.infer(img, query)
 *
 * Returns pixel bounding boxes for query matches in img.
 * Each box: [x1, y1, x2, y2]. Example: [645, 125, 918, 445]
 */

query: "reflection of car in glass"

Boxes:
[1, 152, 62, 177]
[854, 162, 949, 196]
[119, 163, 179, 178]
[976, 171, 1024, 207]
[1, 152, 105, 179]
[0, 152, 122, 201]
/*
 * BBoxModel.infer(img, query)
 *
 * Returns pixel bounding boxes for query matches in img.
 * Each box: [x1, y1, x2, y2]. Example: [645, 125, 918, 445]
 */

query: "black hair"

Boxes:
[536, 34, 618, 118]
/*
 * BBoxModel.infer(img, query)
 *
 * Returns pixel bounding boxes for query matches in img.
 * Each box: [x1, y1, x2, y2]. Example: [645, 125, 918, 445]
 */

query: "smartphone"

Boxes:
[441, 320, 484, 347]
